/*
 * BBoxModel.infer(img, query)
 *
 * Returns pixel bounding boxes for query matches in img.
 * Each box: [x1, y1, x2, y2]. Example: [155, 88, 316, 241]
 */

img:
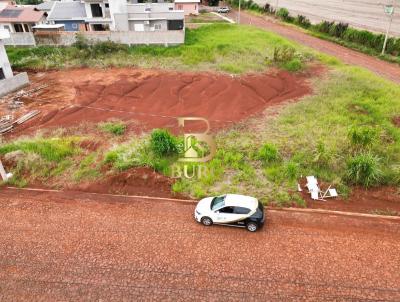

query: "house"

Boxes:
[47, 1, 88, 32]
[82, 0, 112, 31]
[0, 5, 46, 33]
[110, 1, 185, 32]
[36, 0, 186, 45]
[174, 0, 200, 16]
[35, 1, 56, 13]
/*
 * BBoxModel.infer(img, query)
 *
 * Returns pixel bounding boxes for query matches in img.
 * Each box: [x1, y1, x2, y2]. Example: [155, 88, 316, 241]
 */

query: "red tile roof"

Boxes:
[0, 6, 45, 23]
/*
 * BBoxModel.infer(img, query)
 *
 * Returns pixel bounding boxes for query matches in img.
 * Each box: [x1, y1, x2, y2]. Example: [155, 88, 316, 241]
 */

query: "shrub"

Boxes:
[329, 22, 348, 38]
[258, 143, 280, 163]
[73, 34, 89, 50]
[150, 129, 179, 157]
[92, 40, 128, 55]
[316, 21, 335, 34]
[348, 127, 377, 150]
[346, 153, 382, 187]
[273, 45, 296, 63]
[98, 121, 126, 135]
[282, 58, 303, 71]
[285, 161, 299, 181]
[263, 3, 275, 14]
[294, 15, 311, 28]
[276, 8, 290, 21]
[313, 141, 331, 168]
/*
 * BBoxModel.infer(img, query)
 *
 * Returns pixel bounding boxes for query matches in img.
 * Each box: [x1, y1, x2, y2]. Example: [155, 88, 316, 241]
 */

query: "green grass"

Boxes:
[0, 137, 79, 161]
[0, 137, 81, 186]
[186, 13, 229, 24]
[98, 121, 126, 136]
[172, 64, 400, 206]
[6, 24, 312, 74]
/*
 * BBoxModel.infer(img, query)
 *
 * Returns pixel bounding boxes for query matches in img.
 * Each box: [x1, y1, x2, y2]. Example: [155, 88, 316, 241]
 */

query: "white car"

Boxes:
[217, 7, 230, 13]
[194, 194, 265, 232]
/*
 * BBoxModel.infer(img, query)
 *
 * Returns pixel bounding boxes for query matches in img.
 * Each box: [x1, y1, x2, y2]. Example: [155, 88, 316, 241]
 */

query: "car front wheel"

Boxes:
[246, 222, 258, 232]
[201, 216, 213, 226]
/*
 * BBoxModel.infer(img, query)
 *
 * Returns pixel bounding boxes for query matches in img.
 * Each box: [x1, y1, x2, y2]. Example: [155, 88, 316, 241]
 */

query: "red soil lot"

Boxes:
[9, 67, 311, 134]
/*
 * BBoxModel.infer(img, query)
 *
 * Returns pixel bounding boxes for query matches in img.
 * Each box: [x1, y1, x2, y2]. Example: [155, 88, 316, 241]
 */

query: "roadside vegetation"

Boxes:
[6, 24, 312, 74]
[226, 0, 400, 65]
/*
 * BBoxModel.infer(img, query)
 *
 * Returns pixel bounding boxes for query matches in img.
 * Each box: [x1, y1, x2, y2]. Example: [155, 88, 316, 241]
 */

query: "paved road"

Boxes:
[253, 0, 400, 36]
[0, 189, 400, 301]
[229, 10, 400, 83]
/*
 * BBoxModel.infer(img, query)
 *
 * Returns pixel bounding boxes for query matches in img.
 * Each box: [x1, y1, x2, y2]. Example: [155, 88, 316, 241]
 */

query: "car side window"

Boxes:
[218, 206, 234, 214]
[233, 207, 251, 215]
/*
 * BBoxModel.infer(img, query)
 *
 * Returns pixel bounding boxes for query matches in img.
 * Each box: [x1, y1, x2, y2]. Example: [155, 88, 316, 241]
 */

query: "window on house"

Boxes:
[4, 25, 10, 32]
[145, 7, 151, 12]
[105, 3, 109, 8]
[23, 24, 29, 32]
[167, 20, 184, 30]
[13, 23, 23, 32]
[177, 4, 183, 10]
[0, 68, 5, 81]
[72, 23, 78, 29]
[91, 3, 103, 17]
[169, 7, 173, 10]
[154, 24, 161, 30]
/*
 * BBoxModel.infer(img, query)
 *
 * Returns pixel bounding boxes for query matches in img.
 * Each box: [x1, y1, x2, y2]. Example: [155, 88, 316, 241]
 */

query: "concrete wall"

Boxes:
[0, 41, 13, 79]
[34, 30, 185, 46]
[3, 32, 36, 46]
[0, 72, 29, 97]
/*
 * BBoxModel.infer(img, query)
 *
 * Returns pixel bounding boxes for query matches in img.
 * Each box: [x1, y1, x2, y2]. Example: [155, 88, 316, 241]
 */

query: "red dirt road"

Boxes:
[229, 11, 400, 84]
[1, 189, 399, 301]
[11, 68, 311, 135]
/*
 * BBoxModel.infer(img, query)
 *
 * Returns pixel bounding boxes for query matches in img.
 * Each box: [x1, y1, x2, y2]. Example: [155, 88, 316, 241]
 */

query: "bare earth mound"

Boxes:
[75, 167, 180, 198]
[9, 68, 311, 134]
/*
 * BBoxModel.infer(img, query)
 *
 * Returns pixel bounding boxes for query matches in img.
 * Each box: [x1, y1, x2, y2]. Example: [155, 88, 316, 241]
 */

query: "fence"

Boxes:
[3, 32, 36, 46]
[34, 30, 185, 46]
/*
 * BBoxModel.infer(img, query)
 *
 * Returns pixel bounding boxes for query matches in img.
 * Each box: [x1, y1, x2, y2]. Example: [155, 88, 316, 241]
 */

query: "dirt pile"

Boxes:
[77, 167, 181, 198]
[10, 68, 312, 134]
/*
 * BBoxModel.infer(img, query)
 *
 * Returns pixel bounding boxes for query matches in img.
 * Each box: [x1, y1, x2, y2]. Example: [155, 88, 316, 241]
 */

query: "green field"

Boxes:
[3, 24, 400, 207]
[6, 24, 312, 74]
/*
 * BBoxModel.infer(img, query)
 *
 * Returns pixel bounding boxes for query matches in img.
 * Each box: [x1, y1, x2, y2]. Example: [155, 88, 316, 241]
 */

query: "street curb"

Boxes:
[5, 187, 198, 204]
[266, 206, 400, 221]
[4, 187, 400, 220]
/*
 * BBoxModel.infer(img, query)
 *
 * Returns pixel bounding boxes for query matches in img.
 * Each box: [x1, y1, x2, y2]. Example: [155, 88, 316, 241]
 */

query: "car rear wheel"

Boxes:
[201, 217, 213, 226]
[246, 222, 258, 232]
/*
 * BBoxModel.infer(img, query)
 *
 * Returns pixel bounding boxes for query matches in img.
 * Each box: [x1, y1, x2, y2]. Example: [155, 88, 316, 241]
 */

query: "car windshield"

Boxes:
[210, 195, 226, 210]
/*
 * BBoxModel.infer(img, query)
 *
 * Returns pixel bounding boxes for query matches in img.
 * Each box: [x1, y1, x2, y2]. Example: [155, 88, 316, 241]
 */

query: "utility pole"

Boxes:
[382, 0, 395, 55]
[238, 0, 241, 24]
